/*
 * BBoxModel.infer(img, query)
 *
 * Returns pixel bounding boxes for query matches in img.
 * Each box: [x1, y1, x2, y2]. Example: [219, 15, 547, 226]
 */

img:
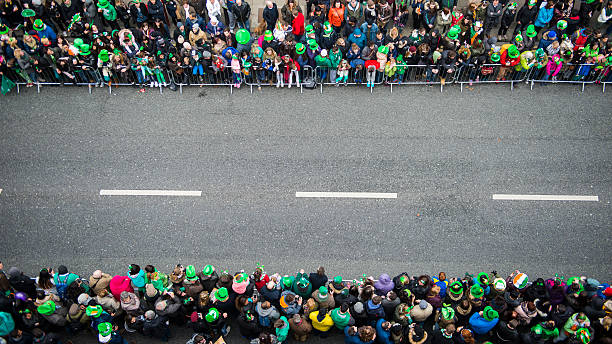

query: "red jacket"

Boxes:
[292, 12, 305, 36]
[365, 60, 380, 69]
[500, 51, 520, 66]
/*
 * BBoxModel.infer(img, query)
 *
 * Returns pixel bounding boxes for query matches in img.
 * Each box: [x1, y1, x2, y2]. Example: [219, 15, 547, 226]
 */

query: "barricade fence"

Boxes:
[3, 63, 611, 94]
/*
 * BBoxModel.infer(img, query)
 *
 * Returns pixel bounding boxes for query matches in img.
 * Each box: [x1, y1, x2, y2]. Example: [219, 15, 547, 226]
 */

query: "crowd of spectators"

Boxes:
[0, 0, 611, 92]
[0, 260, 611, 344]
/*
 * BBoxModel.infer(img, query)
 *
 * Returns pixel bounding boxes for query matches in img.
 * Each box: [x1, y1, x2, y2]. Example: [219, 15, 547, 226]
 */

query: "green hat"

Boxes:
[235, 272, 249, 283]
[185, 265, 197, 280]
[514, 33, 523, 43]
[86, 305, 103, 317]
[507, 45, 520, 58]
[202, 265, 214, 276]
[323, 21, 333, 34]
[97, 0, 110, 7]
[308, 39, 319, 50]
[471, 284, 484, 298]
[305, 24, 314, 35]
[399, 275, 408, 284]
[447, 25, 460, 40]
[334, 276, 342, 284]
[528, 0, 536, 5]
[21, 9, 36, 17]
[535, 48, 545, 59]
[295, 43, 306, 55]
[557, 20, 567, 30]
[490, 52, 501, 63]
[483, 306, 499, 321]
[37, 300, 56, 315]
[449, 281, 464, 295]
[205, 308, 220, 322]
[297, 276, 309, 288]
[98, 322, 113, 337]
[73, 38, 84, 48]
[403, 288, 412, 298]
[98, 49, 110, 62]
[79, 44, 91, 56]
[282, 276, 293, 288]
[236, 29, 251, 45]
[477, 272, 489, 285]
[577, 328, 591, 344]
[0, 24, 9, 35]
[378, 45, 389, 55]
[264, 30, 273, 41]
[243, 61, 252, 68]
[216, 287, 229, 302]
[508, 1, 517, 9]
[585, 0, 596, 4]
[319, 286, 328, 295]
[33, 19, 45, 31]
[441, 306, 455, 320]
[526, 24, 537, 38]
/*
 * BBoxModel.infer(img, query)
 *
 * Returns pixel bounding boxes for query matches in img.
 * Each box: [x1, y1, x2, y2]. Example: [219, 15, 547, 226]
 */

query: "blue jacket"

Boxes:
[345, 326, 374, 344]
[376, 319, 393, 344]
[128, 270, 146, 288]
[37, 24, 57, 43]
[469, 312, 498, 335]
[359, 23, 379, 43]
[534, 6, 553, 27]
[348, 29, 367, 49]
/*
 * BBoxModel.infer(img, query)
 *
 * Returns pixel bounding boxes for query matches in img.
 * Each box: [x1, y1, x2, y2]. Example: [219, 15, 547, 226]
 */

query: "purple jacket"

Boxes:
[374, 274, 395, 296]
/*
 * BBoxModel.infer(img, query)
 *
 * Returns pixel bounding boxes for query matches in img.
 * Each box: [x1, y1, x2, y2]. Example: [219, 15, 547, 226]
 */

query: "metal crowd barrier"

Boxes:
[385, 64, 454, 93]
[3, 63, 610, 94]
[454, 63, 530, 92]
[242, 65, 314, 94]
[525, 63, 611, 93]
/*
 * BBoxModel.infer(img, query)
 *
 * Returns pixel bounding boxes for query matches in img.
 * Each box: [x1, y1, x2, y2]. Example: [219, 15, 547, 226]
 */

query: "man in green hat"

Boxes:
[96, 0, 119, 31]
[469, 305, 499, 335]
[32, 19, 57, 43]
[295, 43, 306, 55]
[447, 25, 460, 40]
[0, 24, 9, 35]
[197, 264, 219, 292]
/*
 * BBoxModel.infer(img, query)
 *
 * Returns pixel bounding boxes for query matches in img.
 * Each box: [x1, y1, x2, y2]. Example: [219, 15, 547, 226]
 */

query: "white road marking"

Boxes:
[0, 188, 2, 195]
[492, 194, 599, 201]
[100, 190, 202, 197]
[295, 192, 397, 199]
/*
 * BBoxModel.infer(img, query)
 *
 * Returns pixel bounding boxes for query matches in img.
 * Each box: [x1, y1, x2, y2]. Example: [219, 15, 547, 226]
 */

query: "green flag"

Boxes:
[1, 75, 16, 95]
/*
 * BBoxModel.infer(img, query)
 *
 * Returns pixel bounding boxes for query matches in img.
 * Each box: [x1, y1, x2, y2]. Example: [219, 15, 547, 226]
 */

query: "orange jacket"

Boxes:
[328, 5, 345, 27]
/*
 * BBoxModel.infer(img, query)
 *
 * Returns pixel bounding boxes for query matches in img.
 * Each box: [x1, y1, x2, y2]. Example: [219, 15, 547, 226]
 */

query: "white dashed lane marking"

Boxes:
[492, 194, 599, 202]
[100, 190, 202, 197]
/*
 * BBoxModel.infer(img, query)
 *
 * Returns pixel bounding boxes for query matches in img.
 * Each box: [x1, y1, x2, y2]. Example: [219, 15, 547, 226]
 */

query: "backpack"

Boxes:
[55, 274, 70, 300]
[0, 311, 15, 336]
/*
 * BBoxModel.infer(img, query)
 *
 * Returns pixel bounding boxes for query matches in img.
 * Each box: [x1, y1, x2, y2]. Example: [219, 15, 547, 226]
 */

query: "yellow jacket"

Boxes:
[309, 311, 334, 332]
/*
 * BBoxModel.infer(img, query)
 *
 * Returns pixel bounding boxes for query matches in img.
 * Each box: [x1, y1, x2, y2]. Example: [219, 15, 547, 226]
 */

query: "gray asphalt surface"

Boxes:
[0, 83, 611, 342]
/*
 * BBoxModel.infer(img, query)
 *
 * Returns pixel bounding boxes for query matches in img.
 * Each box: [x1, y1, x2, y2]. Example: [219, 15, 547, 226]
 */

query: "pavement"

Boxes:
[0, 83, 611, 342]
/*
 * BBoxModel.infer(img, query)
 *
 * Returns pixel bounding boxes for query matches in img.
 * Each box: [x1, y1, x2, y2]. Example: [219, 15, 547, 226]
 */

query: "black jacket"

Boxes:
[143, 315, 169, 338]
[237, 315, 261, 339]
[516, 4, 537, 24]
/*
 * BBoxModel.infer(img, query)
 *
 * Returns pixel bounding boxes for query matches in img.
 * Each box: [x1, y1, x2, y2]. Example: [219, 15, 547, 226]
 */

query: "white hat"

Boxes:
[320, 49, 328, 57]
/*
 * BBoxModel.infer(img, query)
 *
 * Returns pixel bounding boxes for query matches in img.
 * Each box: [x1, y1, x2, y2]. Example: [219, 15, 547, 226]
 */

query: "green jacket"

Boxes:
[315, 55, 332, 68]
[54, 273, 80, 288]
[531, 323, 559, 340]
[330, 308, 351, 329]
[276, 316, 290, 342]
[98, 4, 117, 21]
[329, 50, 342, 68]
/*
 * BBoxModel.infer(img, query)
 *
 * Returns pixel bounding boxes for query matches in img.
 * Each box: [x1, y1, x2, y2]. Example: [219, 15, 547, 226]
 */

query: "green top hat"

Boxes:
[525, 24, 537, 38]
[507, 44, 520, 59]
[205, 308, 219, 322]
[264, 30, 273, 41]
[447, 25, 460, 40]
[490, 52, 501, 62]
[0, 24, 9, 35]
[202, 265, 214, 276]
[33, 19, 45, 31]
[378, 45, 389, 55]
[79, 44, 92, 55]
[185, 265, 198, 281]
[296, 43, 306, 54]
[21, 9, 36, 17]
[216, 287, 229, 302]
[98, 49, 110, 62]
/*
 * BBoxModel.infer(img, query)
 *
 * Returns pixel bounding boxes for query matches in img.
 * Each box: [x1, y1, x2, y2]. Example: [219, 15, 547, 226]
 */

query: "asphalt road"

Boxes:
[0, 83, 611, 342]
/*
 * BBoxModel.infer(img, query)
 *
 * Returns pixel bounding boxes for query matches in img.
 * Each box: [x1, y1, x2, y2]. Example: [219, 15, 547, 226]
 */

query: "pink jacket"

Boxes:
[546, 54, 562, 76]
[109, 276, 134, 301]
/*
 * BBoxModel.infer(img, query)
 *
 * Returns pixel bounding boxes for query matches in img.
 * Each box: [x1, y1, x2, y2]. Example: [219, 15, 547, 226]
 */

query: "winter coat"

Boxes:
[238, 314, 261, 339]
[469, 312, 498, 335]
[275, 316, 290, 342]
[410, 302, 433, 322]
[288, 314, 312, 336]
[97, 295, 121, 312]
[516, 4, 537, 25]
[279, 290, 301, 316]
[534, 6, 553, 27]
[309, 311, 334, 332]
[255, 302, 280, 327]
[89, 273, 113, 295]
[331, 308, 352, 329]
[120, 292, 141, 314]
[374, 274, 395, 296]
[143, 315, 169, 338]
[110, 276, 134, 301]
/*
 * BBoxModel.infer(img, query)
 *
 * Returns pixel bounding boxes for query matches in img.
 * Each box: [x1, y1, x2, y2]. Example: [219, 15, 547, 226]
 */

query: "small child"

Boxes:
[273, 55, 285, 88]
[230, 53, 241, 88]
[335, 59, 351, 86]
[384, 56, 397, 83]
